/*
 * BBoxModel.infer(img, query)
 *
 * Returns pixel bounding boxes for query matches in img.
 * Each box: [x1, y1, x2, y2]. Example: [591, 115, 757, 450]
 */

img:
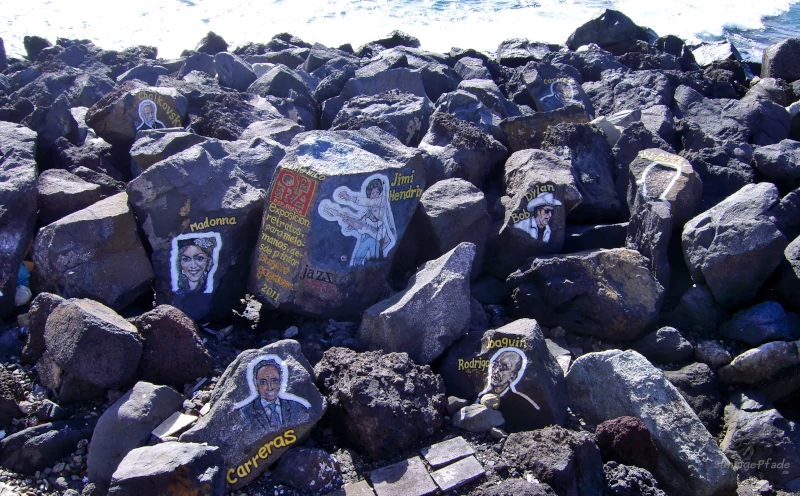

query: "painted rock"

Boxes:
[248, 127, 425, 319]
[627, 148, 702, 227]
[127, 140, 264, 321]
[525, 63, 593, 117]
[180, 340, 326, 490]
[86, 81, 187, 149]
[435, 319, 568, 433]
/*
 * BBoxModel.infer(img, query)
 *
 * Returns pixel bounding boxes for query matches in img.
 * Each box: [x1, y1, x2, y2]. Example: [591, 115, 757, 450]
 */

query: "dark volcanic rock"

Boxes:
[626, 198, 672, 288]
[473, 479, 557, 496]
[595, 417, 659, 475]
[23, 35, 52, 61]
[663, 363, 724, 435]
[716, 340, 800, 399]
[87, 382, 184, 486]
[0, 122, 38, 319]
[502, 425, 604, 495]
[546, 47, 626, 82]
[603, 462, 666, 496]
[130, 305, 213, 387]
[127, 140, 265, 321]
[32, 193, 154, 310]
[508, 248, 664, 340]
[778, 236, 800, 308]
[181, 340, 326, 490]
[43, 298, 142, 390]
[214, 52, 257, 92]
[108, 442, 225, 496]
[682, 182, 788, 308]
[542, 122, 619, 223]
[240, 118, 304, 147]
[116, 64, 170, 86]
[632, 327, 693, 365]
[419, 111, 507, 188]
[680, 142, 755, 209]
[437, 318, 568, 433]
[272, 447, 341, 494]
[496, 38, 551, 68]
[0, 418, 97, 475]
[566, 350, 737, 496]
[566, 9, 641, 50]
[129, 129, 208, 177]
[358, 243, 474, 365]
[248, 128, 424, 320]
[0, 366, 23, 429]
[314, 347, 445, 460]
[719, 301, 799, 346]
[753, 139, 800, 193]
[331, 90, 432, 148]
[23, 93, 79, 155]
[36, 168, 103, 225]
[501, 105, 590, 152]
[196, 31, 229, 55]
[194, 93, 283, 141]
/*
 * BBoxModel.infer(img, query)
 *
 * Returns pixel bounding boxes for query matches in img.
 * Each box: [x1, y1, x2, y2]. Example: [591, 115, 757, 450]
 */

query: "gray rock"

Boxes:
[23, 93, 79, 154]
[272, 447, 341, 494]
[680, 142, 755, 210]
[0, 366, 23, 429]
[359, 243, 473, 365]
[432, 90, 504, 143]
[761, 38, 800, 82]
[302, 43, 360, 73]
[86, 82, 188, 149]
[214, 52, 257, 92]
[87, 382, 183, 486]
[116, 64, 169, 86]
[22, 292, 64, 365]
[457, 79, 526, 120]
[32, 193, 154, 310]
[452, 404, 504, 433]
[588, 70, 677, 116]
[239, 118, 303, 146]
[501, 105, 590, 152]
[484, 149, 582, 278]
[720, 301, 798, 346]
[626, 198, 672, 288]
[566, 9, 640, 50]
[331, 90, 432, 147]
[496, 39, 552, 67]
[502, 426, 604, 496]
[627, 149, 702, 228]
[130, 305, 213, 387]
[129, 129, 207, 177]
[314, 347, 444, 460]
[778, 236, 800, 308]
[455, 57, 491, 80]
[71, 167, 125, 198]
[127, 140, 266, 321]
[418, 179, 491, 277]
[248, 128, 424, 320]
[421, 437, 474, 469]
[717, 340, 800, 388]
[508, 249, 664, 340]
[369, 456, 437, 496]
[721, 404, 800, 486]
[542, 122, 619, 223]
[179, 53, 217, 78]
[0, 122, 38, 320]
[437, 319, 568, 433]
[546, 46, 626, 82]
[473, 479, 557, 496]
[419, 111, 506, 188]
[181, 340, 326, 489]
[744, 77, 788, 106]
[694, 340, 732, 369]
[565, 350, 737, 496]
[632, 327, 693, 365]
[753, 139, 800, 192]
[68, 73, 117, 110]
[446, 396, 470, 416]
[0, 417, 96, 475]
[691, 41, 742, 67]
[640, 105, 677, 145]
[430, 455, 485, 492]
[36, 169, 103, 225]
[43, 298, 142, 390]
[662, 284, 728, 336]
[108, 442, 225, 496]
[663, 363, 724, 435]
[673, 85, 790, 147]
[681, 183, 788, 308]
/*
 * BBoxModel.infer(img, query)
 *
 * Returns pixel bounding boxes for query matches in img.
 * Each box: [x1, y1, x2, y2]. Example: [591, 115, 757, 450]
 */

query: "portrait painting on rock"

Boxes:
[170, 232, 222, 295]
[136, 98, 166, 130]
[512, 183, 563, 243]
[318, 173, 398, 267]
[477, 347, 540, 411]
[233, 354, 311, 430]
[534, 79, 581, 112]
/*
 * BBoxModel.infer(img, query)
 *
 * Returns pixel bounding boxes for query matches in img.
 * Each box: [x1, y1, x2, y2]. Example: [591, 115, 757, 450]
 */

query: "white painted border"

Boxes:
[170, 231, 222, 294]
[233, 354, 312, 410]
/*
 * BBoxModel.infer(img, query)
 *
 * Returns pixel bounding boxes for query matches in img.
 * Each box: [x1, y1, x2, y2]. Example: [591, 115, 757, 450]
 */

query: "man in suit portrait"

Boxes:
[247, 359, 309, 429]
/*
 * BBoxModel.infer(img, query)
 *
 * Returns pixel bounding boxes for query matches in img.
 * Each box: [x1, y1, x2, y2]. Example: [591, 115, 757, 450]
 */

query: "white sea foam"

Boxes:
[0, 0, 797, 60]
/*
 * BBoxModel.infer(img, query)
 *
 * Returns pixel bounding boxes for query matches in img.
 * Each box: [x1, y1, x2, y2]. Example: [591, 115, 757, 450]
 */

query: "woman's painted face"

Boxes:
[180, 245, 209, 285]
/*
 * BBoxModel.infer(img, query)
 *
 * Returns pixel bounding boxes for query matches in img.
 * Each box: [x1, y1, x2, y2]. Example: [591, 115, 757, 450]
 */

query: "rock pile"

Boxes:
[0, 7, 799, 496]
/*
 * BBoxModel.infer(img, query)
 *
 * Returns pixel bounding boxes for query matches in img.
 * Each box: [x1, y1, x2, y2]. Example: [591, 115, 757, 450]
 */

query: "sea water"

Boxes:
[1, 0, 798, 61]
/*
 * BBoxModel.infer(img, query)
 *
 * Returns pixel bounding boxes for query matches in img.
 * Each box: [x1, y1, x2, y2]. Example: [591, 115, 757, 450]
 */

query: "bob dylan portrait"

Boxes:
[170, 232, 222, 295]
[136, 98, 166, 130]
[319, 173, 397, 266]
[233, 355, 311, 429]
[513, 192, 562, 243]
